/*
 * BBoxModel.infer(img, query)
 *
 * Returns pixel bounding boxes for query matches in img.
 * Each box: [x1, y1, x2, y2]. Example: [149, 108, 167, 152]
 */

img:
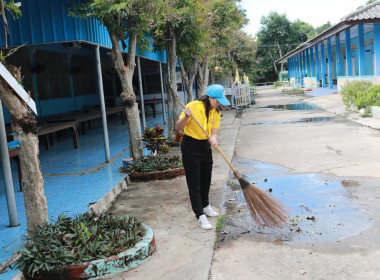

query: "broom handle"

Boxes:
[180, 102, 236, 172]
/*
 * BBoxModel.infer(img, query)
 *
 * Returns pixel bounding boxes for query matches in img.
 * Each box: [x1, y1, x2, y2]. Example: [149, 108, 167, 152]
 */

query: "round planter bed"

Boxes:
[23, 224, 155, 280]
[129, 166, 185, 181]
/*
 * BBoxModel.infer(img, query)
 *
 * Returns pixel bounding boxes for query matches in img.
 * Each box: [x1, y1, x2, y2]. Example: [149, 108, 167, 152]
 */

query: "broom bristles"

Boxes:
[233, 171, 289, 227]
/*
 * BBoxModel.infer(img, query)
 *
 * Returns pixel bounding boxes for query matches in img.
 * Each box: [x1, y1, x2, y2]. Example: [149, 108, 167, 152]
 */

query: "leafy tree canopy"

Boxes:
[68, 0, 157, 53]
[254, 11, 334, 82]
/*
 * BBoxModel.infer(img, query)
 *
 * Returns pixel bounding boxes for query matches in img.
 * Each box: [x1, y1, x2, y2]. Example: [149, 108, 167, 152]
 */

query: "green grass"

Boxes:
[213, 215, 226, 249]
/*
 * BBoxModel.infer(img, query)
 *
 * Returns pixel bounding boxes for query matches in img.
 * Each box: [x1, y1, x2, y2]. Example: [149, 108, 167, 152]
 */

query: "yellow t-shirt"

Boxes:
[179, 100, 221, 140]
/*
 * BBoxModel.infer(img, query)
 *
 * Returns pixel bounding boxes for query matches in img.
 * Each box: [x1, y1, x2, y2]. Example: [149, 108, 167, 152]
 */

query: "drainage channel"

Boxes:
[221, 159, 372, 245]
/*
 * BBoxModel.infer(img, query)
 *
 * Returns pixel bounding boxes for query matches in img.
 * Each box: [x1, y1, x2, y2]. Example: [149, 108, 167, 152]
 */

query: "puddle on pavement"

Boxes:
[241, 116, 335, 126]
[221, 159, 372, 245]
[260, 103, 319, 110]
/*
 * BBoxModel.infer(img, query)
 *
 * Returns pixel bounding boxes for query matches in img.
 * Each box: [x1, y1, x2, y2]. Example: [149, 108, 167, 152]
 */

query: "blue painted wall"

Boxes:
[292, 27, 376, 85]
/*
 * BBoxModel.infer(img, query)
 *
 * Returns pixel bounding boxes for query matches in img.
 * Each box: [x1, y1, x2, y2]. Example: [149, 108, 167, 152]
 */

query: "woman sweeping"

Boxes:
[176, 84, 230, 230]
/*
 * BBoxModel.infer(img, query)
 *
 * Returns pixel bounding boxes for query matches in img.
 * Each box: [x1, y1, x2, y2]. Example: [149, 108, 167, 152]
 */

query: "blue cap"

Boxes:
[206, 84, 230, 106]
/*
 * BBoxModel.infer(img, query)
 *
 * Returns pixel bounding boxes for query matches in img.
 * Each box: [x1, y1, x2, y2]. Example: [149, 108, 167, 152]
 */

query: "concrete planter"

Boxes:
[129, 166, 185, 181]
[23, 224, 155, 280]
[370, 105, 380, 118]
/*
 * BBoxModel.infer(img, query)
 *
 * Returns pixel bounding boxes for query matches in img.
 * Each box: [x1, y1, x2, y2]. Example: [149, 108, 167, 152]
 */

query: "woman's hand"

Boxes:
[176, 106, 192, 131]
[209, 135, 218, 147]
[183, 106, 192, 118]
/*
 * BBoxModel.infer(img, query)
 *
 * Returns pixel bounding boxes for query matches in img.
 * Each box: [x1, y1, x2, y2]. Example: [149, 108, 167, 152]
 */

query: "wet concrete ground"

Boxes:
[220, 159, 373, 246]
[93, 88, 380, 280]
[211, 89, 380, 279]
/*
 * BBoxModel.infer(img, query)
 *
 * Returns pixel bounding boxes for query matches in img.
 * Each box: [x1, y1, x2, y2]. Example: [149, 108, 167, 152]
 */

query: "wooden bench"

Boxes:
[37, 121, 78, 150]
[45, 107, 125, 135]
[140, 99, 165, 118]
[6, 107, 125, 152]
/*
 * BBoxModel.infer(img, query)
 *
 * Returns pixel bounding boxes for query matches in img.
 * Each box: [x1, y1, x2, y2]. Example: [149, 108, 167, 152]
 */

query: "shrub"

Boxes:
[340, 80, 374, 109]
[274, 81, 283, 88]
[282, 88, 304, 94]
[364, 85, 380, 107]
[167, 131, 184, 147]
[141, 125, 168, 154]
[120, 155, 182, 173]
[15, 213, 145, 278]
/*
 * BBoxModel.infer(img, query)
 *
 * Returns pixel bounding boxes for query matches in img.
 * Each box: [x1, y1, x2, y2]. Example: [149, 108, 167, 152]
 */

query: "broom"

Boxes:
[180, 102, 289, 227]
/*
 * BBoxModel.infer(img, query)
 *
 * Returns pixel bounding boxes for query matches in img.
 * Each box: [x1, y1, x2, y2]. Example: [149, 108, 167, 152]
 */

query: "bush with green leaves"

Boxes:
[141, 125, 169, 154]
[120, 155, 182, 173]
[274, 81, 283, 88]
[363, 85, 380, 107]
[15, 213, 145, 277]
[340, 80, 374, 109]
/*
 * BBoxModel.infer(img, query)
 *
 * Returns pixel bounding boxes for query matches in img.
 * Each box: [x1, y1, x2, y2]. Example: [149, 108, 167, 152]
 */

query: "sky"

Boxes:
[239, 0, 367, 37]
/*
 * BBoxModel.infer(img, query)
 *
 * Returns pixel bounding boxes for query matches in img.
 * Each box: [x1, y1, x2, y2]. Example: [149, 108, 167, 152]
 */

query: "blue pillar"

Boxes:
[297, 54, 301, 84]
[345, 28, 352, 76]
[327, 38, 333, 89]
[303, 51, 307, 76]
[293, 57, 296, 82]
[300, 53, 304, 85]
[321, 42, 326, 88]
[310, 47, 315, 77]
[295, 55, 298, 83]
[358, 24, 365, 76]
[306, 49, 310, 76]
[291, 57, 295, 79]
[315, 44, 320, 86]
[336, 33, 342, 77]
[374, 23, 380, 78]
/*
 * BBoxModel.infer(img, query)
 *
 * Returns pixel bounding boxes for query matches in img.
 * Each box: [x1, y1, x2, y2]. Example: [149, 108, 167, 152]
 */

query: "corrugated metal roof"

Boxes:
[276, 1, 380, 63]
[0, 0, 166, 63]
[343, 0, 380, 22]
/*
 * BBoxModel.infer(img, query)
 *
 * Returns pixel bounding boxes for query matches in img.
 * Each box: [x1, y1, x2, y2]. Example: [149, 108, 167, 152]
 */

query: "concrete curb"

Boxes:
[88, 176, 130, 215]
[83, 223, 155, 279]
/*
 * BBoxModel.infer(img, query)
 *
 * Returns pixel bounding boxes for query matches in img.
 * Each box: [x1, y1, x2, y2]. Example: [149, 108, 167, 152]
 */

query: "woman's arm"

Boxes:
[176, 106, 192, 131]
[209, 128, 218, 147]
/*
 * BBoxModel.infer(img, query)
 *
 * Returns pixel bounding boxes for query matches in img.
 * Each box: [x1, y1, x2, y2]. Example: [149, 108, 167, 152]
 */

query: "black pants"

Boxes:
[181, 135, 213, 218]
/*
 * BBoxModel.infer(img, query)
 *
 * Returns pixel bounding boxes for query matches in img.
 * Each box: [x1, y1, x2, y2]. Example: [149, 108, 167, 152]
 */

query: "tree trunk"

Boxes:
[209, 58, 216, 84]
[196, 56, 209, 99]
[269, 52, 279, 78]
[0, 65, 47, 234]
[275, 38, 284, 72]
[166, 28, 180, 139]
[179, 58, 198, 104]
[108, 30, 143, 159]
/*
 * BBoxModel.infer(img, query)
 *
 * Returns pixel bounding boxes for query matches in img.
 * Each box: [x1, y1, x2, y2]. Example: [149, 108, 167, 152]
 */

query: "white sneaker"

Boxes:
[203, 205, 219, 217]
[198, 214, 212, 230]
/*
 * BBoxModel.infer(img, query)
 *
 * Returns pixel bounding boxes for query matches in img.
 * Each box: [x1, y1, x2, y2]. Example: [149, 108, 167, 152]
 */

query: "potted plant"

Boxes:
[120, 155, 184, 180]
[120, 126, 184, 180]
[141, 125, 169, 155]
[15, 212, 155, 279]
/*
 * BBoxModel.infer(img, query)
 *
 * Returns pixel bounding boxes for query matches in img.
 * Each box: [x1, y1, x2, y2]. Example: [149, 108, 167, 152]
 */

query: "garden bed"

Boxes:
[128, 166, 185, 181]
[17, 213, 154, 280]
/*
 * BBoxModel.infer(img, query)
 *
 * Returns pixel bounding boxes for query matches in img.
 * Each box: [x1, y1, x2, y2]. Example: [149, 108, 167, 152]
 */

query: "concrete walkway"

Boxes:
[104, 88, 380, 280]
[103, 109, 240, 280]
